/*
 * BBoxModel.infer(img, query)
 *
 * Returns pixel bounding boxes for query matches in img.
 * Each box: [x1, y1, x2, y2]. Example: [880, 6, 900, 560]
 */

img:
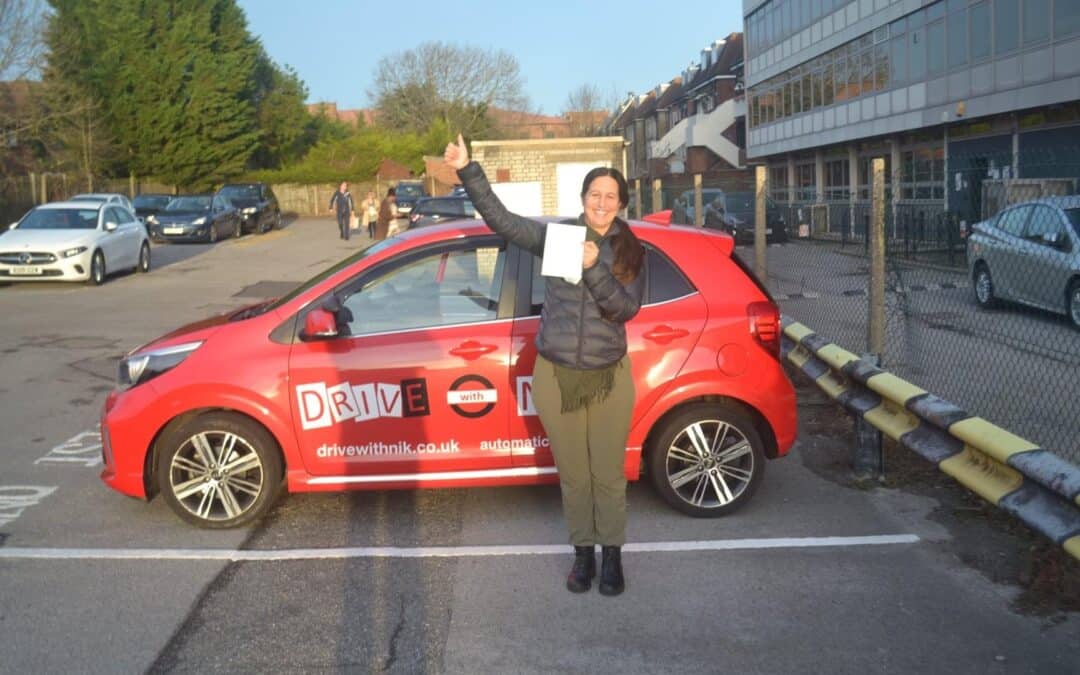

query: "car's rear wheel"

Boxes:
[157, 412, 283, 529]
[973, 263, 997, 308]
[137, 242, 151, 273]
[87, 250, 106, 285]
[1067, 279, 1080, 329]
[648, 402, 765, 517]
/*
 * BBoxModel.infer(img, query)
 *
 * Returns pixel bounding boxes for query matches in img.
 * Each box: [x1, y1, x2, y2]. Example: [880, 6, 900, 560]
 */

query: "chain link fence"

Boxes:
[751, 148, 1080, 464]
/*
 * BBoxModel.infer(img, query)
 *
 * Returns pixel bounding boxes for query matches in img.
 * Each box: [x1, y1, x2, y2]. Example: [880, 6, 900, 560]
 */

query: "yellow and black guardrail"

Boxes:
[781, 318, 1080, 561]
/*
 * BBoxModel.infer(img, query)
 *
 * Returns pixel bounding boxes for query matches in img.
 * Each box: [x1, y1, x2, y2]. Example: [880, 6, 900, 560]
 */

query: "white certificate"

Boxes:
[540, 222, 586, 283]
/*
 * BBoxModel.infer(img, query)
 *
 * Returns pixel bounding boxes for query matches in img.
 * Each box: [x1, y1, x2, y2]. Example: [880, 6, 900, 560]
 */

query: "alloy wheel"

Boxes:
[167, 430, 265, 524]
[663, 419, 756, 511]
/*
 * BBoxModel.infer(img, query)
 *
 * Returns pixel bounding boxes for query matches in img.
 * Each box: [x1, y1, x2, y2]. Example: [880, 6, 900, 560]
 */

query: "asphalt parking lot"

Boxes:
[0, 218, 1077, 674]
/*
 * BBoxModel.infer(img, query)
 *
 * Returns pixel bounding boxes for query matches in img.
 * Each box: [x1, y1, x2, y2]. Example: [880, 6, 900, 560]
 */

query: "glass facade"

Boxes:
[748, 0, 1080, 130]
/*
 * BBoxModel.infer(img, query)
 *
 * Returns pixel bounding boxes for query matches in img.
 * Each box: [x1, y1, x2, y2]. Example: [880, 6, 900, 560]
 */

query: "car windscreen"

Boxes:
[725, 192, 756, 212]
[166, 197, 211, 212]
[265, 238, 398, 311]
[218, 186, 260, 200]
[71, 195, 107, 203]
[418, 199, 467, 216]
[133, 195, 171, 209]
[396, 184, 424, 198]
[17, 208, 99, 230]
[1065, 208, 1080, 237]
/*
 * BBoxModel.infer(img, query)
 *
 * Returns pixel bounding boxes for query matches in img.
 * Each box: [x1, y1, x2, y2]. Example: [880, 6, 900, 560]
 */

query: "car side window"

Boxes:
[527, 242, 691, 315]
[1023, 205, 1065, 241]
[997, 206, 1031, 237]
[341, 243, 506, 336]
[103, 206, 120, 226]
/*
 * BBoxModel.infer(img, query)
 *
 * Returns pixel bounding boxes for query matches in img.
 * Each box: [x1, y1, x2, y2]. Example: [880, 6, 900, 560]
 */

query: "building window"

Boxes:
[970, 2, 991, 61]
[927, 19, 945, 76]
[909, 26, 926, 80]
[947, 6, 967, 69]
[770, 166, 788, 201]
[874, 42, 890, 91]
[822, 62, 834, 106]
[890, 34, 907, 85]
[796, 163, 816, 201]
[995, 0, 1019, 54]
[1024, 0, 1050, 44]
[1055, 0, 1080, 38]
[900, 148, 945, 200]
[825, 159, 850, 200]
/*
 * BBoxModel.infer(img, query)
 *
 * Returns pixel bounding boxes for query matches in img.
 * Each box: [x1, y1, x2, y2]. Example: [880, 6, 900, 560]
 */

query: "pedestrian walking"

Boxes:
[328, 181, 355, 241]
[375, 187, 397, 240]
[444, 134, 645, 596]
[360, 191, 379, 239]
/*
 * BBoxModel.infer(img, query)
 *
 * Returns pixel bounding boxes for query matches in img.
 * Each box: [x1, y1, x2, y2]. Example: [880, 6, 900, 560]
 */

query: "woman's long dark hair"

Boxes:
[581, 167, 645, 284]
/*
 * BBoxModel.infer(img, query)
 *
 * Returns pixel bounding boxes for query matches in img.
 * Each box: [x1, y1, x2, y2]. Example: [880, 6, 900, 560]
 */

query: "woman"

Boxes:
[375, 187, 397, 240]
[360, 191, 379, 239]
[444, 134, 645, 596]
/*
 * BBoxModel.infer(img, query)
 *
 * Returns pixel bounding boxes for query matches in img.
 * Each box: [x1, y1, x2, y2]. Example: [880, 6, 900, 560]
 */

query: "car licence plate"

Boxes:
[766, 228, 773, 234]
[11, 265, 42, 275]
[163, 226, 185, 235]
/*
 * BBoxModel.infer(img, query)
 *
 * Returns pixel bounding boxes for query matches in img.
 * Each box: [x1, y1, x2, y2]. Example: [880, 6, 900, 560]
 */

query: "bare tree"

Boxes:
[370, 42, 530, 138]
[562, 83, 618, 136]
[0, 0, 45, 80]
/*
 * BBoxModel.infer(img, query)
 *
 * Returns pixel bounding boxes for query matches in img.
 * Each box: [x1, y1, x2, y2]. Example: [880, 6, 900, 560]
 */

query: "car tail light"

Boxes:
[747, 301, 780, 358]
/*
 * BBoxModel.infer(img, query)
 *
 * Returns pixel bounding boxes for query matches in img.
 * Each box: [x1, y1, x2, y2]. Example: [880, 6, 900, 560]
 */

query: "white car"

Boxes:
[70, 192, 135, 212]
[0, 201, 151, 285]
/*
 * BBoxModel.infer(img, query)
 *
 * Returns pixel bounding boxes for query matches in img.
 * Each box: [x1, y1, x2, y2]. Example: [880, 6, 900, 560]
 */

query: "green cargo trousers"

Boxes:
[532, 353, 636, 547]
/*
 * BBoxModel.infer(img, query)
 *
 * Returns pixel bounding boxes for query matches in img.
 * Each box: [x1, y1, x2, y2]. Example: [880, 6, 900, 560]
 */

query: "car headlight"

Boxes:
[192, 217, 207, 225]
[117, 340, 203, 390]
[242, 207, 257, 214]
[61, 246, 88, 258]
[146, 215, 158, 224]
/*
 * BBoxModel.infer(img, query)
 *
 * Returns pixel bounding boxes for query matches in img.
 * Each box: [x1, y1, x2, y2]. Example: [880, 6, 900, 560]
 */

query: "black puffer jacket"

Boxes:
[458, 162, 644, 369]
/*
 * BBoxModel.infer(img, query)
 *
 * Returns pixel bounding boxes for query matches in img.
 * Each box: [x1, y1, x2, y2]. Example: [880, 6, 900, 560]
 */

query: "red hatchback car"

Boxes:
[100, 220, 797, 528]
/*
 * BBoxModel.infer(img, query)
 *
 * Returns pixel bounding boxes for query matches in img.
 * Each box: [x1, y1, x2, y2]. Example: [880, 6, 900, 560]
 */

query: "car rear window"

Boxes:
[1064, 208, 1080, 237]
[397, 184, 424, 199]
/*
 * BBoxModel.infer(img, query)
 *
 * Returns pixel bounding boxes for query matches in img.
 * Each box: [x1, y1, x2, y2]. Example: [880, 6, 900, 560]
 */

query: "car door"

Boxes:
[1017, 204, 1073, 310]
[288, 236, 519, 481]
[99, 206, 127, 268]
[987, 205, 1033, 301]
[507, 241, 708, 468]
[117, 206, 142, 267]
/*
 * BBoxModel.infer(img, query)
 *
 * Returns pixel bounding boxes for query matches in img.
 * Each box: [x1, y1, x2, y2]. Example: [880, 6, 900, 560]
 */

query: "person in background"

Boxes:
[360, 190, 379, 239]
[328, 181, 355, 241]
[375, 187, 397, 240]
[444, 133, 645, 597]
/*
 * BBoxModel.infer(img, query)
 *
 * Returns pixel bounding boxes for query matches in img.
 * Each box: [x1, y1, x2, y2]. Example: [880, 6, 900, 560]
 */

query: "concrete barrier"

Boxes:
[781, 317, 1080, 560]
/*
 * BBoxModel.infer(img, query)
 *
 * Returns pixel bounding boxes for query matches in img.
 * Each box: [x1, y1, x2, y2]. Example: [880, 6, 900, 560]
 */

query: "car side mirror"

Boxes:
[300, 308, 339, 341]
[104, 221, 118, 232]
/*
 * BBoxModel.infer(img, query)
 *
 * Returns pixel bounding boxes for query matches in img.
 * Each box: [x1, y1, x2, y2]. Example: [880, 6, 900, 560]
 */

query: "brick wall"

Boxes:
[471, 137, 626, 215]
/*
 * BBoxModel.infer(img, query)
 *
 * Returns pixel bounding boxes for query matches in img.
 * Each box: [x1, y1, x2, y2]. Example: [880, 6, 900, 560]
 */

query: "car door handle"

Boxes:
[449, 341, 498, 360]
[643, 325, 689, 344]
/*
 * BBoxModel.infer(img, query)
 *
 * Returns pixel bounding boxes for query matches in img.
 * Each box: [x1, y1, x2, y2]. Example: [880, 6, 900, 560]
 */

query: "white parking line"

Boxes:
[0, 534, 919, 561]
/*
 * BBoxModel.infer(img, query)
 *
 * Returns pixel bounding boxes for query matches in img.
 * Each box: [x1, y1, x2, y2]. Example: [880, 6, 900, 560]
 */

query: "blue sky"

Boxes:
[236, 0, 744, 115]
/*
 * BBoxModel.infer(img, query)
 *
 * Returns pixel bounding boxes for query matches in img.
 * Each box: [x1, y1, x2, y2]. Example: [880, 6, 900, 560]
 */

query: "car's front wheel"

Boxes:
[156, 412, 283, 529]
[648, 402, 765, 517]
[207, 223, 218, 243]
[973, 263, 997, 308]
[1067, 279, 1080, 329]
[87, 250, 106, 285]
[233, 218, 242, 238]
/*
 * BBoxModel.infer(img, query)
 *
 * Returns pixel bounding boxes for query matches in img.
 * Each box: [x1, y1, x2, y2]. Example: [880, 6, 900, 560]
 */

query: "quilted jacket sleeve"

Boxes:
[581, 251, 646, 324]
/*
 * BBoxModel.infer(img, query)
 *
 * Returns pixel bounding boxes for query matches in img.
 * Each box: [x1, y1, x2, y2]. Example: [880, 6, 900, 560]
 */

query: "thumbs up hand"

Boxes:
[444, 133, 470, 170]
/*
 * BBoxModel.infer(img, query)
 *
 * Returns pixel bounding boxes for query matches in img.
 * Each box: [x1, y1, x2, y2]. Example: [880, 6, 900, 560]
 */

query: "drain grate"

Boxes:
[233, 281, 300, 298]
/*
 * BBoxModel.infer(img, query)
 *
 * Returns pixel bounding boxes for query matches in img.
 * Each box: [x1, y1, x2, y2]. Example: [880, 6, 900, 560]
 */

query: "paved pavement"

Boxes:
[0, 219, 1076, 674]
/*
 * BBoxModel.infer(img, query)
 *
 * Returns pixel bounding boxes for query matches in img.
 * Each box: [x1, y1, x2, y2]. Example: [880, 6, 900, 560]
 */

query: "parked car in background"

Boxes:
[146, 194, 241, 243]
[709, 191, 789, 245]
[132, 193, 173, 224]
[394, 180, 427, 215]
[71, 192, 135, 212]
[672, 188, 725, 225]
[966, 196, 1080, 328]
[1, 201, 150, 285]
[216, 183, 281, 233]
[406, 196, 476, 229]
[99, 217, 796, 528]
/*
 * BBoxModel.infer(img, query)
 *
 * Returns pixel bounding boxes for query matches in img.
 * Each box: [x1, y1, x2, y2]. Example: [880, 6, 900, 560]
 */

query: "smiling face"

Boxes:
[582, 175, 623, 234]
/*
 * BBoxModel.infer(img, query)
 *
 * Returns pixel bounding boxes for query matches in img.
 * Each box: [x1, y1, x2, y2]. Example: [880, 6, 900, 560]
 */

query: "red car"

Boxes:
[100, 220, 797, 528]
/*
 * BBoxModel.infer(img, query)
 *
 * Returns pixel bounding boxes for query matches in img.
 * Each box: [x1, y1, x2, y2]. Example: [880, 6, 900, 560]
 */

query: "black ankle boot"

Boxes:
[598, 546, 625, 596]
[566, 545, 596, 593]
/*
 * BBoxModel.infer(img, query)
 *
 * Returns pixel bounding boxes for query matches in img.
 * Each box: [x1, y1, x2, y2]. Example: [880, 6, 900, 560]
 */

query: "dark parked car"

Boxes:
[394, 181, 427, 215]
[707, 191, 789, 245]
[407, 196, 476, 230]
[217, 183, 281, 234]
[132, 193, 173, 224]
[967, 196, 1080, 328]
[146, 194, 241, 243]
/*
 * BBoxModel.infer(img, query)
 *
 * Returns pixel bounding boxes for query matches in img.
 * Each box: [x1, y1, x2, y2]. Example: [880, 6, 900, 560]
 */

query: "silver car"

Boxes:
[0, 201, 150, 285]
[966, 196, 1080, 328]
